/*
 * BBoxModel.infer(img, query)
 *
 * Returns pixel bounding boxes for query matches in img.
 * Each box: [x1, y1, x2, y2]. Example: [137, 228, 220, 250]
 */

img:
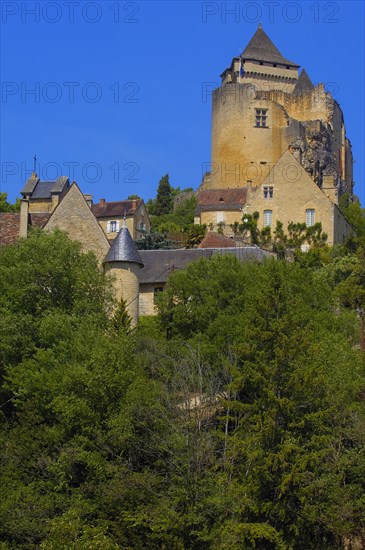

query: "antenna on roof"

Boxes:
[32, 154, 37, 177]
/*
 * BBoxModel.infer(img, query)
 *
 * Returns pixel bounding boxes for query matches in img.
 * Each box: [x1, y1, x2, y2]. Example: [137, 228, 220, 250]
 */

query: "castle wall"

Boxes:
[211, 84, 293, 188]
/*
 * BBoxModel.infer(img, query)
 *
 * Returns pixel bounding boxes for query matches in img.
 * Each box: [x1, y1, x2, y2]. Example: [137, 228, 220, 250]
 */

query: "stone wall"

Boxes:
[105, 262, 141, 325]
[44, 184, 110, 264]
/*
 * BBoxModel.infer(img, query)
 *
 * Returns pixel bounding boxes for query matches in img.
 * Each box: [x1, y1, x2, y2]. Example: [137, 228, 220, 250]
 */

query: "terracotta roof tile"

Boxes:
[29, 213, 51, 228]
[198, 231, 238, 248]
[92, 199, 141, 218]
[0, 213, 20, 245]
[197, 188, 247, 211]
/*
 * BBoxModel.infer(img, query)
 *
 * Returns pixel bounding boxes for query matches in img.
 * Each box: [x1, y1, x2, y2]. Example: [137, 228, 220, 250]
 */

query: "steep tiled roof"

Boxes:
[29, 213, 51, 228]
[92, 199, 141, 218]
[0, 212, 51, 246]
[139, 247, 272, 284]
[198, 231, 238, 248]
[293, 68, 314, 95]
[196, 188, 247, 212]
[242, 25, 299, 67]
[105, 225, 143, 266]
[0, 213, 20, 245]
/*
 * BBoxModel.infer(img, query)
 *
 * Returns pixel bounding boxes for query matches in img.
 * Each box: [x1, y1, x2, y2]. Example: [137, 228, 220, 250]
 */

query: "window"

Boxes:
[255, 109, 267, 127]
[216, 212, 224, 223]
[107, 220, 119, 233]
[263, 186, 273, 198]
[306, 209, 315, 227]
[263, 209, 272, 228]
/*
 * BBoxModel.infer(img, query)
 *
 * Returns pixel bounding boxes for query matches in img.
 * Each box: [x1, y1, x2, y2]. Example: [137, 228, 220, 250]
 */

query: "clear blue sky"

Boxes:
[1, 0, 364, 205]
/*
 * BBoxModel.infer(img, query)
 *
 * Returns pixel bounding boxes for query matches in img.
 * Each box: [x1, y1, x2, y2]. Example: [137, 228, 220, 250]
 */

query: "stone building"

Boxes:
[91, 198, 149, 241]
[12, 173, 150, 244]
[196, 24, 354, 244]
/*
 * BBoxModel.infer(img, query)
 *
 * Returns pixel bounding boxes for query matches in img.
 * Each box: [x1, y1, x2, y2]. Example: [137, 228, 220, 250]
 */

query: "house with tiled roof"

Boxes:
[92, 198, 150, 241]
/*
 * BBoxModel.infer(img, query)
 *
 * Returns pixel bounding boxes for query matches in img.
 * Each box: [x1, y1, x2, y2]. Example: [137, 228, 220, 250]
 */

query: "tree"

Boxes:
[153, 174, 173, 216]
[0, 192, 20, 212]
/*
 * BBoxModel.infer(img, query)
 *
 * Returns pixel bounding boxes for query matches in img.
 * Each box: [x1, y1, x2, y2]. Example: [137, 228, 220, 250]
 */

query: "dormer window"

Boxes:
[255, 109, 268, 127]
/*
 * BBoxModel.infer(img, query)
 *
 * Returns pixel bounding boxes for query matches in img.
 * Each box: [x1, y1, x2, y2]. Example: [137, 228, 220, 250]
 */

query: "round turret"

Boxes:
[104, 223, 143, 327]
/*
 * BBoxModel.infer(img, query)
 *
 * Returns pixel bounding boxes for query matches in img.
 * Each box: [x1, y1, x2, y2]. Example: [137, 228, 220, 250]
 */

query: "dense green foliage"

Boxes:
[144, 175, 205, 247]
[0, 230, 364, 549]
[0, 192, 20, 212]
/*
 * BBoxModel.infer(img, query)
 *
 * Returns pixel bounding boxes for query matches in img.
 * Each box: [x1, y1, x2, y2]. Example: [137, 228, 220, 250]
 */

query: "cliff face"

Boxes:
[289, 120, 337, 189]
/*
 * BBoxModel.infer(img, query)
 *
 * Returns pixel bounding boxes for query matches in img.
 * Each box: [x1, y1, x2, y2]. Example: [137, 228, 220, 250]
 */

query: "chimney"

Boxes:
[19, 199, 29, 238]
[84, 194, 93, 208]
[100, 198, 105, 206]
[132, 199, 137, 209]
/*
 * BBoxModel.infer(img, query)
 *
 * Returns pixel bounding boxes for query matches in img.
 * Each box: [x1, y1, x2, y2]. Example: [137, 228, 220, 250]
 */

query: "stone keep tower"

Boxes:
[208, 24, 353, 202]
[104, 223, 144, 327]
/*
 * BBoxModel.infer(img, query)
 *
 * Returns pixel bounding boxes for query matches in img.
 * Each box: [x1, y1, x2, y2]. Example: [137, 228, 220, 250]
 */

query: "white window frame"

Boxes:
[306, 209, 315, 227]
[109, 220, 119, 233]
[263, 209, 272, 228]
[263, 186, 273, 199]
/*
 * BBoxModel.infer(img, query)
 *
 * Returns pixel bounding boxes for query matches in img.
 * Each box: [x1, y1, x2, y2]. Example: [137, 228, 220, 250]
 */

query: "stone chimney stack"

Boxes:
[19, 199, 29, 238]
[100, 198, 105, 206]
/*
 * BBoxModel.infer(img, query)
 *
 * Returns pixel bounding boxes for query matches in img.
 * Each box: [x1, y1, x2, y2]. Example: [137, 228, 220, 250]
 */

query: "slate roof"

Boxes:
[196, 188, 247, 213]
[92, 199, 141, 218]
[293, 68, 314, 95]
[21, 176, 69, 199]
[104, 225, 144, 266]
[0, 212, 51, 246]
[139, 247, 272, 284]
[242, 25, 299, 67]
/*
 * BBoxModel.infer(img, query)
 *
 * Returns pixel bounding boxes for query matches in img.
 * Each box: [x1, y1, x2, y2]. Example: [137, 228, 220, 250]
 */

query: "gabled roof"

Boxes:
[44, 182, 110, 264]
[92, 199, 142, 218]
[196, 188, 247, 212]
[293, 68, 314, 95]
[105, 225, 144, 266]
[242, 24, 299, 67]
[21, 175, 69, 199]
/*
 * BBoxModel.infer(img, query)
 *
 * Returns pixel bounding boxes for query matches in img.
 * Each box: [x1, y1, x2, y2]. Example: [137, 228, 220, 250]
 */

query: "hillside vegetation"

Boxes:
[0, 225, 364, 549]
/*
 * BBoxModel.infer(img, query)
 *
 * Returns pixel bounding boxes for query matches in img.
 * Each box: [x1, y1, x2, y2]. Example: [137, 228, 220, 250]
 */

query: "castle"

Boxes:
[194, 24, 354, 245]
[0, 25, 356, 324]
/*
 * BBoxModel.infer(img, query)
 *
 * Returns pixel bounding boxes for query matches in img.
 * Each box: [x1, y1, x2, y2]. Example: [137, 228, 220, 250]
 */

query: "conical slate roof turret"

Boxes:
[105, 223, 144, 266]
[242, 24, 299, 67]
[293, 68, 314, 94]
